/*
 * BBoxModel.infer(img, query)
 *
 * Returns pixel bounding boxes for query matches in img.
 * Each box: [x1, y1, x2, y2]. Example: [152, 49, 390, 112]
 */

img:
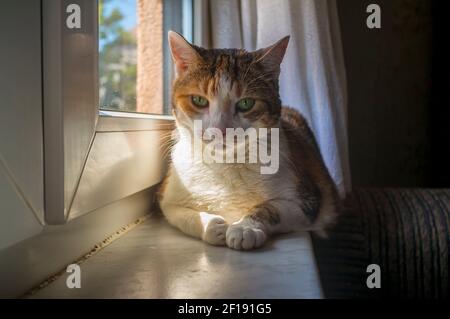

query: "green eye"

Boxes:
[191, 95, 209, 107]
[236, 98, 256, 112]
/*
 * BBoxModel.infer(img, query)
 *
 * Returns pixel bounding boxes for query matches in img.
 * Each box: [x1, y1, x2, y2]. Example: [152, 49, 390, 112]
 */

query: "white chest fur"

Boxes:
[169, 136, 297, 222]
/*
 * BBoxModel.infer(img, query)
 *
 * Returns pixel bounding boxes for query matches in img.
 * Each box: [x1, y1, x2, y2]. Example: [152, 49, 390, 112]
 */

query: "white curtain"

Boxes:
[194, 0, 351, 197]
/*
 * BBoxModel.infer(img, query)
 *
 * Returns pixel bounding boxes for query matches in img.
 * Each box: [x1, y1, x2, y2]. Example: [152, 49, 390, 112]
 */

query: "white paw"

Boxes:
[202, 217, 228, 246]
[226, 223, 267, 250]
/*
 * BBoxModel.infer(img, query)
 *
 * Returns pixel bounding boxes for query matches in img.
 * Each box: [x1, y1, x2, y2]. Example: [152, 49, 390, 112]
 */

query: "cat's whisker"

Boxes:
[159, 138, 174, 144]
[242, 59, 257, 82]
[245, 71, 276, 88]
[158, 140, 176, 151]
[246, 70, 272, 83]
[159, 134, 176, 142]
[159, 141, 176, 161]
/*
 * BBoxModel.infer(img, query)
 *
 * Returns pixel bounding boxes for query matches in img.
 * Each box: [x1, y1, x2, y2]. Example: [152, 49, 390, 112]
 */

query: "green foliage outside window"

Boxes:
[99, 0, 137, 112]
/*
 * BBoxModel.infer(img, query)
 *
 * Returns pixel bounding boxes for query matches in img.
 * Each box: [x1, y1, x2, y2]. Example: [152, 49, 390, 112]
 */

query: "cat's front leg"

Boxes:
[226, 218, 267, 250]
[199, 212, 229, 246]
[161, 204, 229, 246]
[226, 200, 309, 250]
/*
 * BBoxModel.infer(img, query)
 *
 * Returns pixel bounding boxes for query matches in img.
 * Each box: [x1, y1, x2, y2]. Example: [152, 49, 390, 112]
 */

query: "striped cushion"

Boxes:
[312, 189, 450, 299]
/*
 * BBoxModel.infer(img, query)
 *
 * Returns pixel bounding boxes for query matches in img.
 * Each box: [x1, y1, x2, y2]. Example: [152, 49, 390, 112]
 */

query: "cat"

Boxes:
[158, 31, 339, 251]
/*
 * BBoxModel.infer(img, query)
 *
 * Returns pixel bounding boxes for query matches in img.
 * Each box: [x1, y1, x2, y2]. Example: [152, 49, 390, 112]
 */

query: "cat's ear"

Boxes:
[254, 36, 290, 76]
[168, 31, 201, 76]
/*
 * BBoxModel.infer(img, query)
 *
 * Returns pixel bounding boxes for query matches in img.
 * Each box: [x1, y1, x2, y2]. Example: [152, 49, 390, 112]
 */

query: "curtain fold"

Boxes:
[195, 0, 351, 197]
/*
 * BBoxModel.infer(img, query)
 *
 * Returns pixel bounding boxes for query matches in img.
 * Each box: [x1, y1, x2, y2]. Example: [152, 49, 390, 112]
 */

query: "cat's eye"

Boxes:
[236, 98, 256, 112]
[191, 96, 209, 108]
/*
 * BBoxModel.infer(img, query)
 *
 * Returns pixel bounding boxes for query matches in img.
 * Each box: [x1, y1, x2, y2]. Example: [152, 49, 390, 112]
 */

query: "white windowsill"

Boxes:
[99, 109, 174, 121]
[97, 110, 175, 132]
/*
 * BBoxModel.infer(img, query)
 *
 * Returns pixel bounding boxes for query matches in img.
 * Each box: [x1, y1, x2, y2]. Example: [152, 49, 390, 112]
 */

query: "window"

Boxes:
[42, 0, 177, 224]
[99, 0, 193, 114]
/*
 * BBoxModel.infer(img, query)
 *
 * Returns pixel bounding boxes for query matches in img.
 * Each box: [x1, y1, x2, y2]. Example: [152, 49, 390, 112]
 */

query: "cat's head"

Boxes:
[168, 31, 289, 140]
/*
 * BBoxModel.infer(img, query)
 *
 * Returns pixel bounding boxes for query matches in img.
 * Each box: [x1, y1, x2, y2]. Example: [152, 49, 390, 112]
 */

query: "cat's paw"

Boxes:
[202, 217, 228, 246]
[226, 222, 267, 250]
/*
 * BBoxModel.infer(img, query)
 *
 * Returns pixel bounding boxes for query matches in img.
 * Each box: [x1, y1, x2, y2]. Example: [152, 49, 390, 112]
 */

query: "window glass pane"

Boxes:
[99, 0, 138, 112]
[99, 0, 191, 114]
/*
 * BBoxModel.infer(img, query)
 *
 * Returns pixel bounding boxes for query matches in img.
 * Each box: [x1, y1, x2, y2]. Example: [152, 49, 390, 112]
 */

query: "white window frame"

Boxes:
[43, 0, 176, 224]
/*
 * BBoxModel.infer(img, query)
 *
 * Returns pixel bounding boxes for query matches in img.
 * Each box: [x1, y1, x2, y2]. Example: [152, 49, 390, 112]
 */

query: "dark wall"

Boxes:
[337, 0, 434, 187]
[431, 1, 450, 187]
